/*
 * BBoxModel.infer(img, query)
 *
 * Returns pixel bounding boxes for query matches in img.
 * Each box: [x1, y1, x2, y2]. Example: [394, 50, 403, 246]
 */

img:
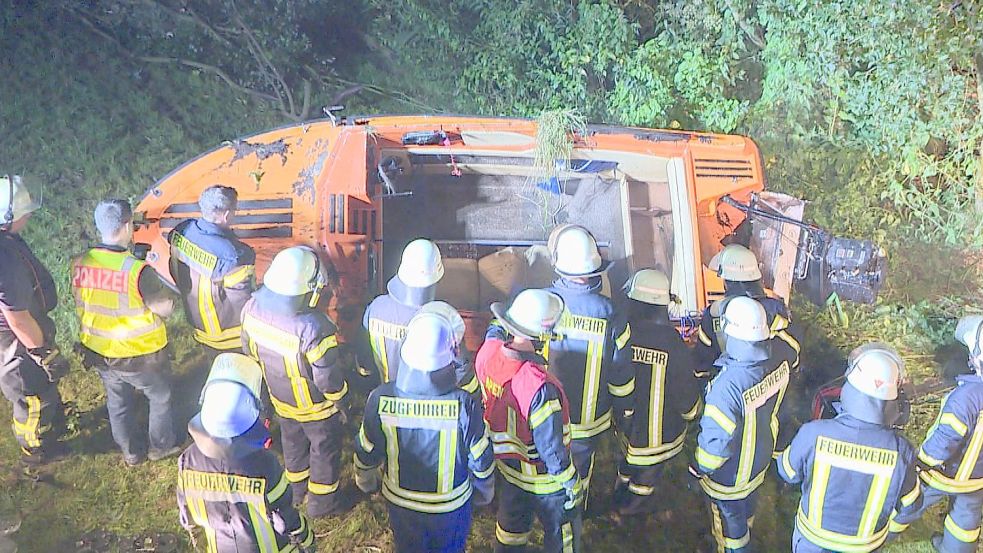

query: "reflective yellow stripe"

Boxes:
[185, 496, 218, 553]
[285, 468, 310, 483]
[648, 355, 667, 446]
[269, 392, 338, 422]
[944, 514, 981, 543]
[956, 411, 983, 481]
[780, 451, 796, 480]
[704, 405, 736, 435]
[222, 264, 254, 288]
[615, 323, 631, 350]
[473, 464, 495, 479]
[626, 432, 686, 466]
[796, 507, 889, 552]
[305, 335, 339, 364]
[940, 413, 968, 436]
[888, 518, 909, 533]
[682, 397, 703, 421]
[562, 521, 574, 553]
[470, 433, 490, 459]
[920, 469, 983, 493]
[570, 410, 612, 439]
[358, 425, 375, 453]
[437, 426, 457, 494]
[710, 502, 726, 553]
[497, 459, 577, 495]
[496, 524, 531, 546]
[529, 399, 563, 430]
[381, 479, 472, 514]
[808, 456, 831, 529]
[460, 373, 479, 394]
[382, 423, 400, 486]
[12, 395, 42, 448]
[696, 447, 727, 470]
[608, 378, 634, 398]
[698, 326, 713, 347]
[900, 479, 920, 507]
[198, 273, 221, 337]
[297, 515, 314, 548]
[918, 448, 945, 467]
[247, 502, 276, 553]
[724, 530, 750, 550]
[193, 326, 242, 350]
[770, 314, 789, 332]
[700, 469, 767, 500]
[308, 480, 339, 495]
[266, 473, 289, 503]
[775, 329, 800, 368]
[627, 481, 655, 496]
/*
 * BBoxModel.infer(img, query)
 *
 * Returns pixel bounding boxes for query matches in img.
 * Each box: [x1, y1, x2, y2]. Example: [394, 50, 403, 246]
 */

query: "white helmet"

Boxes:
[709, 244, 762, 282]
[954, 315, 983, 373]
[400, 311, 457, 372]
[397, 239, 445, 288]
[0, 175, 41, 225]
[490, 289, 564, 340]
[419, 301, 466, 345]
[722, 296, 769, 342]
[199, 353, 264, 438]
[549, 225, 609, 278]
[624, 268, 671, 305]
[846, 343, 904, 400]
[264, 246, 324, 296]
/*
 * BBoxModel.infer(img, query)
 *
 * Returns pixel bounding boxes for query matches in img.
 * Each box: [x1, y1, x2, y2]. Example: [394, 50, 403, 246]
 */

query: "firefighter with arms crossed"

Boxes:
[241, 246, 350, 518]
[72, 200, 180, 465]
[477, 289, 583, 553]
[778, 343, 921, 552]
[893, 315, 983, 553]
[177, 353, 315, 553]
[0, 175, 67, 465]
[169, 185, 256, 357]
[613, 269, 702, 517]
[693, 297, 795, 553]
[354, 310, 495, 552]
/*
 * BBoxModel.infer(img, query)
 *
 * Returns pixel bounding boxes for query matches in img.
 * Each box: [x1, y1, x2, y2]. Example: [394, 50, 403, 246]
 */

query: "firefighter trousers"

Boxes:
[706, 490, 758, 553]
[0, 332, 63, 457]
[894, 483, 982, 553]
[570, 437, 596, 511]
[387, 500, 472, 553]
[613, 459, 666, 515]
[494, 478, 582, 553]
[279, 414, 343, 517]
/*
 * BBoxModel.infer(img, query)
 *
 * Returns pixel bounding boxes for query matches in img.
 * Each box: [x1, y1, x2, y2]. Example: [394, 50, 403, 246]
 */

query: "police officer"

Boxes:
[778, 343, 921, 552]
[693, 297, 795, 553]
[169, 185, 256, 356]
[893, 315, 983, 553]
[613, 269, 702, 517]
[354, 311, 495, 553]
[72, 200, 179, 466]
[543, 225, 631, 508]
[177, 353, 315, 553]
[476, 289, 583, 553]
[0, 175, 67, 465]
[241, 246, 349, 518]
[696, 244, 799, 378]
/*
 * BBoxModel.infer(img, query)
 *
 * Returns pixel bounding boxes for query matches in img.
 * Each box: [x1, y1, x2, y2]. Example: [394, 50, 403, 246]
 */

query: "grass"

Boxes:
[0, 8, 971, 553]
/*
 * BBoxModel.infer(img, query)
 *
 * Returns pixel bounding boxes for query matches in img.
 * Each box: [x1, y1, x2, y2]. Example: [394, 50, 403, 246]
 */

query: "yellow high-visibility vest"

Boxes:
[71, 248, 167, 358]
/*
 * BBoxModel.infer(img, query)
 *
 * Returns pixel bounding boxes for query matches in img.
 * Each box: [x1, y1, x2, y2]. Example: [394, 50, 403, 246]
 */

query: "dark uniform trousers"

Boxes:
[0, 331, 61, 454]
[708, 490, 758, 553]
[894, 486, 983, 553]
[496, 478, 581, 553]
[281, 414, 342, 515]
[614, 462, 666, 515]
[388, 502, 472, 553]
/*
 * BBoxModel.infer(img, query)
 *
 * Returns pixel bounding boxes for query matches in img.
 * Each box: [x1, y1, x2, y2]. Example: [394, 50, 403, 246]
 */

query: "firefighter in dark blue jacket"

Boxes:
[354, 310, 495, 553]
[893, 315, 983, 553]
[543, 224, 631, 508]
[169, 185, 256, 356]
[241, 246, 350, 518]
[696, 244, 799, 379]
[778, 343, 921, 552]
[694, 297, 794, 553]
[613, 269, 702, 517]
[177, 353, 315, 553]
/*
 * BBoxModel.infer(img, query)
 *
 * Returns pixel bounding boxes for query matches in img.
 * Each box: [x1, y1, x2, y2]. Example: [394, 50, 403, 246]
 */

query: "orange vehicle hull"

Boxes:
[134, 115, 765, 347]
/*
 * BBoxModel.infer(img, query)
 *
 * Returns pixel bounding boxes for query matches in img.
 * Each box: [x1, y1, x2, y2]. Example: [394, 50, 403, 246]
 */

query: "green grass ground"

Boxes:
[0, 10, 970, 553]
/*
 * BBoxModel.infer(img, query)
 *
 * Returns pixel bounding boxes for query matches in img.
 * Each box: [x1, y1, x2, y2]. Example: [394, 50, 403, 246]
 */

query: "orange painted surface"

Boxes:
[134, 115, 763, 341]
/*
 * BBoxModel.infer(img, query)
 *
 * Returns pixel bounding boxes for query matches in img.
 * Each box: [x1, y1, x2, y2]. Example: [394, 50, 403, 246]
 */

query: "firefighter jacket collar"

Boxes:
[955, 373, 983, 385]
[552, 275, 602, 294]
[386, 276, 435, 307]
[394, 364, 459, 396]
[194, 217, 234, 237]
[718, 337, 771, 367]
[253, 285, 309, 316]
[500, 342, 548, 365]
[840, 381, 900, 426]
[188, 414, 270, 461]
[95, 243, 128, 253]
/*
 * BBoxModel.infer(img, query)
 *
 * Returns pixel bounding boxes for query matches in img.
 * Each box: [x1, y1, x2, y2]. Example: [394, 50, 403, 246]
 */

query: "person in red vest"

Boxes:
[475, 289, 583, 553]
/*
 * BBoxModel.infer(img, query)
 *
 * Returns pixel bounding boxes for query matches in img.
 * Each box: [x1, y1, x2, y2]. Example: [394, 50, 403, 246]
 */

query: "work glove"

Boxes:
[28, 347, 69, 383]
[355, 466, 381, 494]
[562, 477, 583, 511]
[472, 476, 495, 507]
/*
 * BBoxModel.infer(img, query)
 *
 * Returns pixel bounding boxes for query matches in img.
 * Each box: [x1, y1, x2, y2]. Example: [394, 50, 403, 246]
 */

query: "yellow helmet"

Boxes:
[709, 244, 761, 282]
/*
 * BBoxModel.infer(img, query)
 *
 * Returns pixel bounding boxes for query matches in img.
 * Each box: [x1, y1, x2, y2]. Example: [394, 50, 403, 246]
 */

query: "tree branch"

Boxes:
[722, 0, 766, 49]
[231, 6, 296, 117]
[129, 0, 234, 47]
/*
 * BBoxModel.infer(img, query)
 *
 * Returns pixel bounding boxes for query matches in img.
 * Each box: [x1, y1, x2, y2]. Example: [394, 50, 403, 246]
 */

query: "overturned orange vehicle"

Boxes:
[134, 115, 885, 348]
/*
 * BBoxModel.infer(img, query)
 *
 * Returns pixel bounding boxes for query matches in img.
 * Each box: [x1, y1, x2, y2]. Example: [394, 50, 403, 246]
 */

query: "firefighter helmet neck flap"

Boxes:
[955, 315, 983, 378]
[841, 342, 904, 426]
[264, 246, 327, 308]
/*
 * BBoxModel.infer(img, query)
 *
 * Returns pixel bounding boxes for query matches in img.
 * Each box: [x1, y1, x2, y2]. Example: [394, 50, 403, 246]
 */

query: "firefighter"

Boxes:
[0, 175, 67, 465]
[613, 269, 702, 517]
[893, 315, 983, 553]
[177, 352, 316, 553]
[169, 185, 256, 357]
[778, 343, 921, 552]
[241, 246, 350, 518]
[419, 300, 482, 401]
[476, 288, 583, 553]
[693, 297, 794, 553]
[696, 244, 799, 378]
[72, 200, 179, 466]
[543, 224, 631, 509]
[354, 311, 495, 553]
